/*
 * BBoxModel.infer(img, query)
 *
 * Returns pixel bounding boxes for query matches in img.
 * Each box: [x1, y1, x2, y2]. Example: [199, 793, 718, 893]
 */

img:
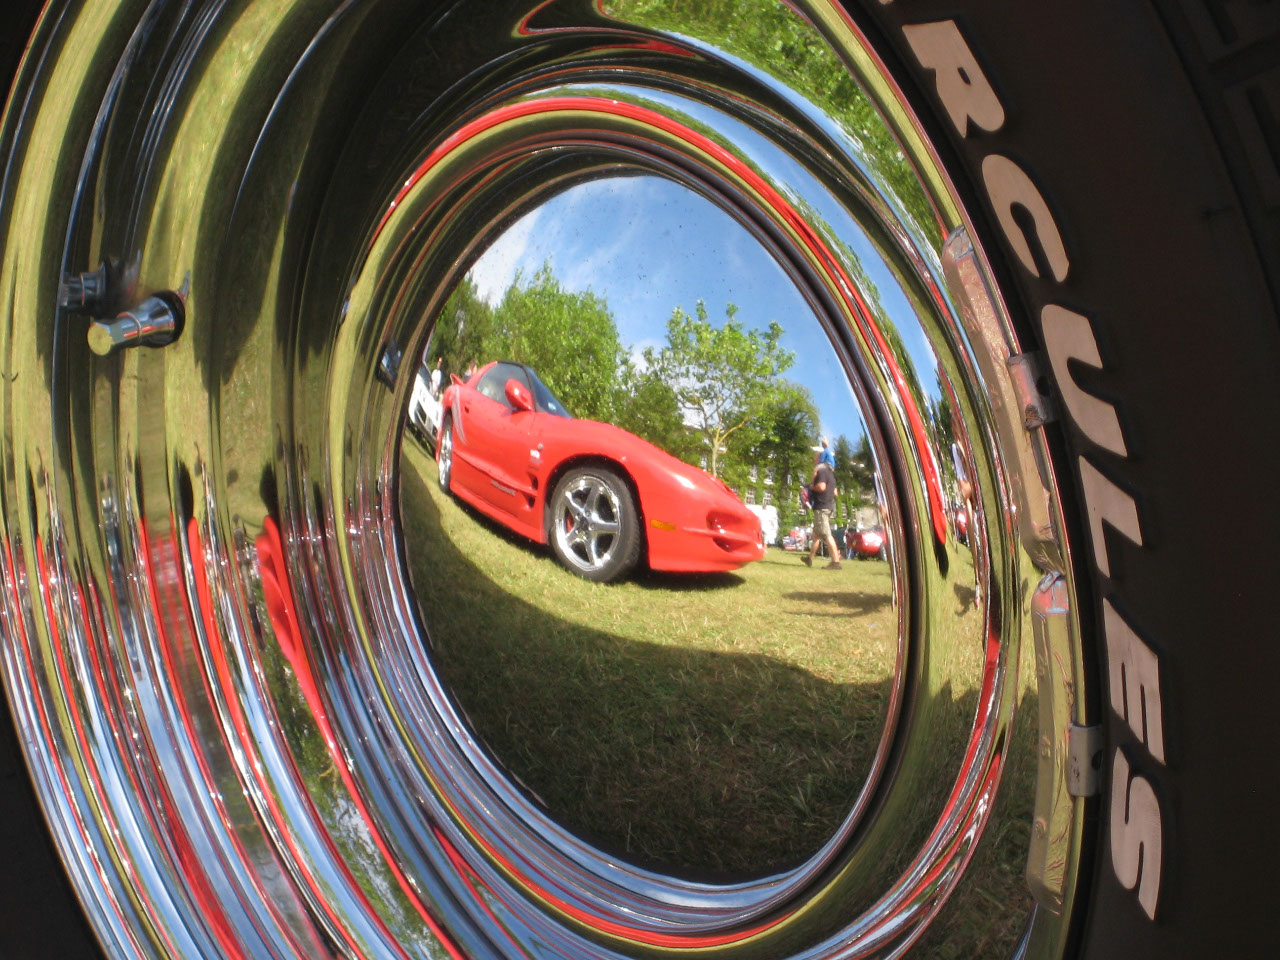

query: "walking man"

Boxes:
[803, 448, 842, 569]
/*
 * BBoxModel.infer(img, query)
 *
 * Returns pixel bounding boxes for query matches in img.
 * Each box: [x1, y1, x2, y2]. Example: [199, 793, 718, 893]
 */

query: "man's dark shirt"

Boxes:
[812, 463, 836, 511]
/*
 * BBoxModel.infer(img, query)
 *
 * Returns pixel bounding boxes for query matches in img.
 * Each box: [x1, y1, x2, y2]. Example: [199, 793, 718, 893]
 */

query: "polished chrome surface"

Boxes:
[1027, 573, 1077, 915]
[396, 172, 905, 884]
[0, 2, 1092, 960]
[58, 261, 115, 315]
[1007, 353, 1058, 430]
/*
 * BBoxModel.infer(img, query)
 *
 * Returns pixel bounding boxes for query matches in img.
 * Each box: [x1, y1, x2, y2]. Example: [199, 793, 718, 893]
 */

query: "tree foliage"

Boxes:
[430, 264, 623, 421]
[645, 301, 794, 477]
[604, 0, 942, 243]
[427, 275, 494, 378]
[612, 359, 692, 461]
[732, 381, 817, 492]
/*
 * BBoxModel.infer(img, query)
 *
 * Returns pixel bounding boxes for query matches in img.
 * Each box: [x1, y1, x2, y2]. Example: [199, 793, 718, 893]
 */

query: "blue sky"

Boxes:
[467, 174, 886, 447]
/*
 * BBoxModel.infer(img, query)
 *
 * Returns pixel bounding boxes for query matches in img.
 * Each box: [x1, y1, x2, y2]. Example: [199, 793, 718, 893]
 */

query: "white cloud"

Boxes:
[560, 186, 649, 295]
[469, 207, 543, 305]
[626, 337, 663, 371]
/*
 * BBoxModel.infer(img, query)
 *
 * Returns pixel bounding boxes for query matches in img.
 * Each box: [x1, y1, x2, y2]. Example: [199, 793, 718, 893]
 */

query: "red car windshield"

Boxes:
[527, 366, 572, 418]
[475, 361, 573, 418]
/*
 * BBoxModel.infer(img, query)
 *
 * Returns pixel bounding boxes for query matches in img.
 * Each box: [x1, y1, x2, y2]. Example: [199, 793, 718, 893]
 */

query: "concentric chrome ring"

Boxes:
[0, 2, 1092, 959]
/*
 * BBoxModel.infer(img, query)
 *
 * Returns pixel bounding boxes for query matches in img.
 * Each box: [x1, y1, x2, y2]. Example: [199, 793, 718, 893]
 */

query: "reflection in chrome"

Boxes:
[551, 473, 625, 574]
[86, 293, 182, 355]
[400, 172, 899, 874]
[438, 421, 454, 491]
[0, 2, 1087, 960]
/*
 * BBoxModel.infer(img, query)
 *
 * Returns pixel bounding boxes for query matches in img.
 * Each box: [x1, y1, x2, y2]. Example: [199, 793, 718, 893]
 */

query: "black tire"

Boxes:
[547, 465, 642, 583]
[1, 690, 103, 960]
[849, 1, 1280, 956]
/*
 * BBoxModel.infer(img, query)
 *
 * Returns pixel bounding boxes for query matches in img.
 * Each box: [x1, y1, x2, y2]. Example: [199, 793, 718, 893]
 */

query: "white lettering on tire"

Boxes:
[1104, 600, 1166, 764]
[901, 21, 1005, 133]
[981, 154, 1071, 282]
[1076, 457, 1143, 579]
[1111, 750, 1163, 919]
[897, 11, 1166, 920]
[1041, 305, 1129, 457]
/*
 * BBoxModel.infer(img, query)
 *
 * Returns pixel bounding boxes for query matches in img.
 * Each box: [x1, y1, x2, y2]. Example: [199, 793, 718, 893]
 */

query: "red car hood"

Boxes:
[549, 417, 743, 503]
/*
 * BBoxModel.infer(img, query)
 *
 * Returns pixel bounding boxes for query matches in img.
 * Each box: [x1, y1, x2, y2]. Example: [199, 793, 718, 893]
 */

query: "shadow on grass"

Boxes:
[400, 462, 1036, 952]
[401, 467, 898, 879]
[782, 590, 892, 616]
[635, 569, 744, 591]
[953, 581, 977, 615]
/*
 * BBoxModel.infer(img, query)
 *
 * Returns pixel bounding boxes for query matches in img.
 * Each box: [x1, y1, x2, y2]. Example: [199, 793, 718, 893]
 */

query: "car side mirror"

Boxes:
[506, 378, 534, 412]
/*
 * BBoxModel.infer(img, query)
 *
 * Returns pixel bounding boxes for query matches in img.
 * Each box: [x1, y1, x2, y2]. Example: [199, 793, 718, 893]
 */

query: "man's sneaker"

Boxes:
[824, 560, 843, 570]
[802, 555, 813, 567]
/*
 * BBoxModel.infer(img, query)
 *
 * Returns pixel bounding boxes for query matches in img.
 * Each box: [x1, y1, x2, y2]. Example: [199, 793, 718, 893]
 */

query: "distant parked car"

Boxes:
[847, 526, 888, 560]
[782, 526, 810, 552]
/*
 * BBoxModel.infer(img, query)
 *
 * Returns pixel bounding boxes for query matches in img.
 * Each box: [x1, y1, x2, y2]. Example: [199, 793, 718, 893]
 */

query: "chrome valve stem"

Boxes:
[88, 295, 181, 356]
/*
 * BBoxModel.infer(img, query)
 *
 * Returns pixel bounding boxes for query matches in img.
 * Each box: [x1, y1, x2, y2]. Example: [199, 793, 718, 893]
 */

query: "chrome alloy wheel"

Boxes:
[1, 2, 1094, 959]
[438, 422, 454, 492]
[551, 474, 624, 576]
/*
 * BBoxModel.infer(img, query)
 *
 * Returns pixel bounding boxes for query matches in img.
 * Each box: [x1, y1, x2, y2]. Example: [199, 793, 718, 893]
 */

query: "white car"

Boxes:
[745, 503, 779, 547]
[408, 365, 443, 447]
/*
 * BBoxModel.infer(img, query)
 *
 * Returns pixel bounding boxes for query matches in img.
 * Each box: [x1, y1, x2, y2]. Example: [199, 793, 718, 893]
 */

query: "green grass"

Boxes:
[399, 441, 899, 877]
[397, 440, 1037, 957]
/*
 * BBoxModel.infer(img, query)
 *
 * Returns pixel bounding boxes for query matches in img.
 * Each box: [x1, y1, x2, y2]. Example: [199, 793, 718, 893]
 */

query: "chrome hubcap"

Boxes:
[0, 2, 1092, 959]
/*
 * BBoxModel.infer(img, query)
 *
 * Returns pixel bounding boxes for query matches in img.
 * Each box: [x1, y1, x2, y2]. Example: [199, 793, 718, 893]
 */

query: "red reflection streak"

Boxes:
[187, 519, 380, 959]
[431, 780, 794, 948]
[194, 516, 466, 960]
[432, 825, 531, 959]
[377, 96, 948, 543]
[15, 537, 149, 957]
[131, 521, 336, 957]
[881, 623, 1004, 937]
[134, 525, 290, 960]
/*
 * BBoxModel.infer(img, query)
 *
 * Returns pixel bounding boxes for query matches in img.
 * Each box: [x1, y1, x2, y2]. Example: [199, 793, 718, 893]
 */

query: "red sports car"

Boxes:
[434, 361, 764, 581]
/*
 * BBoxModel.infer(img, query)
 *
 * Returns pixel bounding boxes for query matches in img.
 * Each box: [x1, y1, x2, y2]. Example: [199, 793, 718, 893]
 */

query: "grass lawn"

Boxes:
[397, 439, 1038, 955]
[398, 440, 899, 877]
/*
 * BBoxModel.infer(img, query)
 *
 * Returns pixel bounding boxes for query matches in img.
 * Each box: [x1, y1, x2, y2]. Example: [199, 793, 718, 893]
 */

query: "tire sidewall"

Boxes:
[849, 1, 1280, 955]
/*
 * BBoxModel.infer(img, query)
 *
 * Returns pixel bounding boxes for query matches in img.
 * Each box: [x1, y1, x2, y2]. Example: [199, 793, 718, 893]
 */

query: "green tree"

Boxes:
[743, 381, 819, 505]
[606, 0, 941, 244]
[833, 433, 857, 519]
[647, 301, 794, 477]
[612, 358, 692, 460]
[487, 263, 623, 421]
[428, 275, 494, 380]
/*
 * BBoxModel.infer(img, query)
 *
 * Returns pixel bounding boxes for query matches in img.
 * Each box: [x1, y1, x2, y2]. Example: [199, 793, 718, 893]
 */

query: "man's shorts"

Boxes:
[813, 508, 833, 538]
